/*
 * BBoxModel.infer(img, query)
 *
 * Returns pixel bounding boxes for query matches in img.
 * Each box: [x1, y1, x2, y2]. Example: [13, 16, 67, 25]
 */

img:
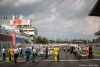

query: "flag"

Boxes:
[4, 16, 7, 20]
[12, 31, 16, 46]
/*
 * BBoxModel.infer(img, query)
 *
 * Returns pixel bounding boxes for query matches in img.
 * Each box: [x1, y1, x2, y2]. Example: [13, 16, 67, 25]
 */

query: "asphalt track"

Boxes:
[0, 50, 100, 67]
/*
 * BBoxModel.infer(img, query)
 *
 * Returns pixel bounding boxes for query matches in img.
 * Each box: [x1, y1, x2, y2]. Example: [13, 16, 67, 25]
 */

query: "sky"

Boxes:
[0, 0, 100, 41]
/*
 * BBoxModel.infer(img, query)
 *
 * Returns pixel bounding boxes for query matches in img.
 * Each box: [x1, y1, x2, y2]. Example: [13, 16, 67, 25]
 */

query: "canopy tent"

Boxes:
[16, 37, 23, 43]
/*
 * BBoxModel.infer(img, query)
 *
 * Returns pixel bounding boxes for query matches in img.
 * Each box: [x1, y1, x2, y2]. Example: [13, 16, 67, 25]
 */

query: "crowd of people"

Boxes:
[1, 45, 54, 63]
[1, 44, 93, 63]
[66, 45, 93, 59]
[1, 46, 32, 63]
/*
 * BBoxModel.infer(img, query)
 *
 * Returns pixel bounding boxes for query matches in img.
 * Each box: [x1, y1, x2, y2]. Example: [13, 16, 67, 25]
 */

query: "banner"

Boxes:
[12, 31, 16, 46]
[13, 20, 22, 25]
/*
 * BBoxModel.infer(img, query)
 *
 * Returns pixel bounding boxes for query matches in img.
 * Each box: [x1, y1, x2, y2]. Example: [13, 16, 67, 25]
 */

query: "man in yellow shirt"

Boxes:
[54, 45, 59, 62]
[8, 46, 14, 61]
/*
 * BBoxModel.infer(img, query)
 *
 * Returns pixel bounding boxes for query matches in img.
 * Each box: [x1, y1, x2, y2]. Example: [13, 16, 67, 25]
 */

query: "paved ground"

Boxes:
[0, 50, 100, 67]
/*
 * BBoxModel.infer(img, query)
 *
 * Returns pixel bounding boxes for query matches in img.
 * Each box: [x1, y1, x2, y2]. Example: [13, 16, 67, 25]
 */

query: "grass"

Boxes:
[0, 57, 3, 62]
[93, 50, 100, 55]
[0, 57, 9, 62]
[0, 54, 27, 62]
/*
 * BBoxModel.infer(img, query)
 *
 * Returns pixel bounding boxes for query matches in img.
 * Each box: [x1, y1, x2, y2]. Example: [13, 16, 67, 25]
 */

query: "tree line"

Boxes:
[36, 36, 91, 44]
[36, 36, 48, 44]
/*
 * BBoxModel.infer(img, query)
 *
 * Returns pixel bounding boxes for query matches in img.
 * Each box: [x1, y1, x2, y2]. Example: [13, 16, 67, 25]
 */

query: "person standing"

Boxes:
[2, 47, 6, 61]
[32, 46, 36, 62]
[88, 45, 93, 59]
[8, 46, 14, 61]
[43, 46, 46, 56]
[63, 46, 65, 52]
[14, 47, 19, 63]
[25, 47, 31, 63]
[45, 46, 48, 58]
[73, 47, 78, 58]
[67, 46, 70, 52]
[19, 46, 24, 58]
[76, 48, 81, 59]
[54, 45, 59, 62]
[84, 45, 89, 58]
[35, 47, 38, 57]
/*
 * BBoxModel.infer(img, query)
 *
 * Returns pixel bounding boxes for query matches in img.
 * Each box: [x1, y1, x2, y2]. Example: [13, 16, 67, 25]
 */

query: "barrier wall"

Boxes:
[0, 42, 49, 57]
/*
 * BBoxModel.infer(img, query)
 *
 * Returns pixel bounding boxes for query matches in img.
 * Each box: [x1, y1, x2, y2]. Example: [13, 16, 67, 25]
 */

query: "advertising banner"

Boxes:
[12, 31, 16, 46]
[13, 20, 22, 25]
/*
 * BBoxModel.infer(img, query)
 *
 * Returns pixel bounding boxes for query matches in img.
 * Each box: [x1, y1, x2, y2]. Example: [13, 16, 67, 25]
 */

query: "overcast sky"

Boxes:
[0, 0, 100, 41]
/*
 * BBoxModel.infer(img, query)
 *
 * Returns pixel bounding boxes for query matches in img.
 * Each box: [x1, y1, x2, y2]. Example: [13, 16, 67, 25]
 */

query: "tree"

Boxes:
[71, 39, 91, 44]
[48, 40, 55, 44]
[36, 36, 48, 44]
[36, 36, 41, 44]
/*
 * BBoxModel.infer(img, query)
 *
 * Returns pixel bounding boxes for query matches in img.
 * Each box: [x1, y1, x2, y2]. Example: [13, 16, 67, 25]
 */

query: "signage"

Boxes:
[12, 31, 16, 46]
[13, 20, 22, 25]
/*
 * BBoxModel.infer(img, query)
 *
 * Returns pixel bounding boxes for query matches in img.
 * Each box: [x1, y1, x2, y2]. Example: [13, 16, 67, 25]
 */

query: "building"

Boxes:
[88, 0, 100, 47]
[1, 14, 38, 44]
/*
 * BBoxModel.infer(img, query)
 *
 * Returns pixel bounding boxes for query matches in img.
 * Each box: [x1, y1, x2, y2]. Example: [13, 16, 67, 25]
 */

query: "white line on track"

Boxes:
[35, 59, 100, 62]
[0, 59, 100, 63]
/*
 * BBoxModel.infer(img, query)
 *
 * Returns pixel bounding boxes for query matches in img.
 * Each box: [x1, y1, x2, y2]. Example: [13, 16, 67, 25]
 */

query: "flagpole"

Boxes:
[55, 30, 56, 44]
[6, 19, 7, 25]
[87, 37, 88, 44]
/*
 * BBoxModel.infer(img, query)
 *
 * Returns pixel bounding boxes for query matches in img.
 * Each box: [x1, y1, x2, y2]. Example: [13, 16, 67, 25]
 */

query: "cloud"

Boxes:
[0, 0, 13, 6]
[0, 0, 99, 40]
[0, 0, 43, 7]
[34, 14, 56, 28]
[49, 3, 57, 13]
[83, 17, 100, 35]
[28, 14, 35, 20]
[60, 16, 100, 35]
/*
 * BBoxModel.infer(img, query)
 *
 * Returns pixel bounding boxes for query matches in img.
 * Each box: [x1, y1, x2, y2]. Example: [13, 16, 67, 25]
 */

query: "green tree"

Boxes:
[71, 39, 91, 44]
[48, 40, 55, 44]
[36, 36, 41, 44]
[36, 36, 48, 44]
[41, 37, 48, 44]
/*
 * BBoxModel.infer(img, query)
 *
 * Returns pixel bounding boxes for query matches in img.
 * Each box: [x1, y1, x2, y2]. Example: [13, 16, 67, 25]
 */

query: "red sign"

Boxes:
[12, 31, 16, 46]
[13, 20, 22, 25]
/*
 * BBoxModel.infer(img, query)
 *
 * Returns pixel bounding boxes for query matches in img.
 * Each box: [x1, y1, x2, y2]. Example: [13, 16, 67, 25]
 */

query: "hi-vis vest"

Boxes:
[54, 47, 59, 54]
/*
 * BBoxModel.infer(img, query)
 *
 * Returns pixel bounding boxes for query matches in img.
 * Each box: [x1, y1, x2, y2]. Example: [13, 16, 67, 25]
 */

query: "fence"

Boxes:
[0, 42, 49, 57]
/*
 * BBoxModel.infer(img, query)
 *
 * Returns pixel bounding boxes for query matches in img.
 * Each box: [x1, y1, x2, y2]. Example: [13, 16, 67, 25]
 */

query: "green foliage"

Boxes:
[36, 36, 41, 44]
[72, 39, 91, 44]
[0, 57, 9, 62]
[36, 36, 48, 44]
[48, 40, 55, 44]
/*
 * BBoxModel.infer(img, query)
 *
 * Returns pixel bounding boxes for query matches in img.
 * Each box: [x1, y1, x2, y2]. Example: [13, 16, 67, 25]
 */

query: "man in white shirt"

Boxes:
[2, 47, 6, 61]
[32, 46, 36, 62]
[14, 47, 19, 63]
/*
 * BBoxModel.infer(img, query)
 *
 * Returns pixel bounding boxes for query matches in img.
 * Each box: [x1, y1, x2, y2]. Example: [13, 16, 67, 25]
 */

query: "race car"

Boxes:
[38, 49, 54, 57]
[77, 51, 88, 59]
